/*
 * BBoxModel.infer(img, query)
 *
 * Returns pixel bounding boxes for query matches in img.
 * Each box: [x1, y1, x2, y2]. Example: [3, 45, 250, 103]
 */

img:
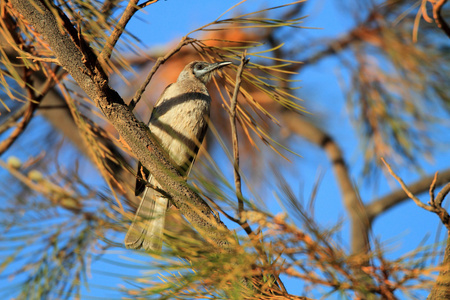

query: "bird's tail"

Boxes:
[125, 177, 168, 252]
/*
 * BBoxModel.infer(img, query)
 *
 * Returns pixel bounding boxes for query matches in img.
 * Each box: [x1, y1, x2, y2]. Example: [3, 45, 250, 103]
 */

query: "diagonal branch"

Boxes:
[382, 158, 450, 300]
[99, 0, 139, 63]
[128, 37, 195, 110]
[10, 0, 234, 252]
[139, 0, 159, 9]
[281, 112, 370, 256]
[98, 0, 163, 64]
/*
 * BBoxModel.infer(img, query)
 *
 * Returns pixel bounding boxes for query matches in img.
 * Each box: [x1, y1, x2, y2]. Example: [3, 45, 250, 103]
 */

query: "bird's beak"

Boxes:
[196, 61, 233, 84]
[205, 61, 232, 73]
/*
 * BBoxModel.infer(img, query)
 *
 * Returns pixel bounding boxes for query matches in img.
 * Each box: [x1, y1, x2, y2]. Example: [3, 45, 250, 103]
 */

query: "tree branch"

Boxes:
[128, 37, 195, 110]
[366, 168, 450, 221]
[226, 53, 287, 291]
[139, 0, 159, 9]
[381, 158, 437, 213]
[382, 158, 450, 229]
[427, 235, 450, 299]
[229, 52, 248, 218]
[381, 158, 450, 299]
[281, 111, 370, 257]
[10, 0, 234, 252]
[99, 0, 139, 63]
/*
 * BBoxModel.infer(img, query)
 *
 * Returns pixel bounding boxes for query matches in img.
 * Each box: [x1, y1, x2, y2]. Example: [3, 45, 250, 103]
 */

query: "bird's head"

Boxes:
[179, 61, 232, 84]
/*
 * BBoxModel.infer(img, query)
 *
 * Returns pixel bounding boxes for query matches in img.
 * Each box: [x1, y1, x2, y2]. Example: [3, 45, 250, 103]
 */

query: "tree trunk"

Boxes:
[428, 235, 450, 299]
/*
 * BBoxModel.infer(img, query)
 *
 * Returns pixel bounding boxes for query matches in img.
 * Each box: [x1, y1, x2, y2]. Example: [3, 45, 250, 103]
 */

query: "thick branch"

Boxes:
[282, 111, 370, 256]
[10, 0, 233, 251]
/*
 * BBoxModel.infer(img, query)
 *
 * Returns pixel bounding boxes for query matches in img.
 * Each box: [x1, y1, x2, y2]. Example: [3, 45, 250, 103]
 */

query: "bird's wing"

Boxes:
[134, 83, 174, 196]
[183, 119, 209, 178]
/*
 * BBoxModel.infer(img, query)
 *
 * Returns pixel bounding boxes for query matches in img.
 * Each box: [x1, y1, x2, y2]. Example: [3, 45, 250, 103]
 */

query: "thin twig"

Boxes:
[229, 51, 249, 216]
[382, 158, 450, 230]
[436, 183, 450, 207]
[128, 37, 195, 110]
[20, 53, 60, 64]
[366, 168, 450, 220]
[421, 0, 434, 23]
[207, 195, 242, 224]
[432, 0, 450, 38]
[429, 171, 438, 204]
[381, 158, 435, 212]
[227, 54, 287, 292]
[138, 0, 159, 9]
[99, 0, 140, 63]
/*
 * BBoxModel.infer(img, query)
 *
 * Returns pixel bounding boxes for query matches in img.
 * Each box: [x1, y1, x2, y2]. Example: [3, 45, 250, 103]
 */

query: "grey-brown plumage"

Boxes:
[125, 60, 232, 251]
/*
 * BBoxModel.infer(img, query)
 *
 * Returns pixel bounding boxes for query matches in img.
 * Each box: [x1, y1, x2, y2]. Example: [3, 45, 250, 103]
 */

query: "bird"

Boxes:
[125, 60, 232, 251]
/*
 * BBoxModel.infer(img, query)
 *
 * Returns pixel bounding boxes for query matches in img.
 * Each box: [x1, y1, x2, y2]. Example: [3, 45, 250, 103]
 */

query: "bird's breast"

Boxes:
[148, 84, 211, 168]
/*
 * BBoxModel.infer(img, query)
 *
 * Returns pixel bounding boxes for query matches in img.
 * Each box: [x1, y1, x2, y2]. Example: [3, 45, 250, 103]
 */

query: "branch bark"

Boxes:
[10, 0, 233, 252]
[0, 19, 134, 201]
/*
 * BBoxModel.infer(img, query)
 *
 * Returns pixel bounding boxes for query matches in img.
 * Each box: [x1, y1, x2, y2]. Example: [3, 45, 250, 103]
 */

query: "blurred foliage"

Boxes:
[343, 4, 450, 174]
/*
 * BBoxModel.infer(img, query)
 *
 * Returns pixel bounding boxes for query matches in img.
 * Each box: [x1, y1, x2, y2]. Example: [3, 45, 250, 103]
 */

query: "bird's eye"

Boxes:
[196, 64, 204, 70]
